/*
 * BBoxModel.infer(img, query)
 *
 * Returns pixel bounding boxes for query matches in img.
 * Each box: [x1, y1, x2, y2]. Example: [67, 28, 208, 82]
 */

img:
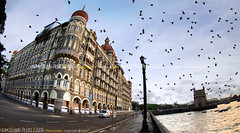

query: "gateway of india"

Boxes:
[5, 8, 132, 113]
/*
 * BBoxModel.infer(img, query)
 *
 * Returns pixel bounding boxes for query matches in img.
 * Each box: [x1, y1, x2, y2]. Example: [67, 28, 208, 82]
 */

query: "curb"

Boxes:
[89, 114, 139, 133]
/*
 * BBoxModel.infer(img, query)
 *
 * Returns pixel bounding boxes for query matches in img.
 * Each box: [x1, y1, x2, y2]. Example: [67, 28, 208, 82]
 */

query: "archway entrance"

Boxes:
[72, 97, 81, 114]
[103, 103, 106, 110]
[42, 92, 48, 109]
[92, 102, 97, 112]
[98, 103, 102, 113]
[33, 91, 39, 107]
[20, 90, 23, 100]
[82, 99, 89, 109]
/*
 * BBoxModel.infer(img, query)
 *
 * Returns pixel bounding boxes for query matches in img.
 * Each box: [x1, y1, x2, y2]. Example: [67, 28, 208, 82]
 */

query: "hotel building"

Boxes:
[5, 9, 132, 113]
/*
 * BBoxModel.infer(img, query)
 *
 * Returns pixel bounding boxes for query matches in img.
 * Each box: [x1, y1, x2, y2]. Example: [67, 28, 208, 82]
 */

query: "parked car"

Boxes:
[99, 110, 110, 118]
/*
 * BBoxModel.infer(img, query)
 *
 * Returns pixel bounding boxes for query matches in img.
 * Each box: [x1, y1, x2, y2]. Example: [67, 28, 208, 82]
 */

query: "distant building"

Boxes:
[5, 9, 132, 113]
[193, 86, 207, 108]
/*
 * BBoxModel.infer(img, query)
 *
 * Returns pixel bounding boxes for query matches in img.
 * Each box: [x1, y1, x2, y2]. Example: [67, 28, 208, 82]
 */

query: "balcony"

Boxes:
[55, 49, 80, 62]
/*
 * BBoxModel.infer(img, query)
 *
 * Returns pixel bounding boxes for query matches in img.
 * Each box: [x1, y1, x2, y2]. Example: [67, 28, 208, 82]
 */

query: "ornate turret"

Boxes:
[71, 6, 88, 25]
[101, 37, 117, 61]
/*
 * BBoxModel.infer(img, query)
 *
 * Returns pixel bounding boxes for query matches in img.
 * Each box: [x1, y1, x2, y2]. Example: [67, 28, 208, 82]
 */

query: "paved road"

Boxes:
[0, 93, 135, 133]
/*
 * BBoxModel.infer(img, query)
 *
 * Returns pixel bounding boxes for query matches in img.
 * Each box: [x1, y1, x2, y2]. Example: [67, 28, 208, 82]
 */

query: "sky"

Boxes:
[1, 0, 240, 104]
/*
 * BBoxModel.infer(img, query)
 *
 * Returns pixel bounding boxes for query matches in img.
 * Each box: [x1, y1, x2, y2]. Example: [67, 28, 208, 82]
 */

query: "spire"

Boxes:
[82, 5, 85, 11]
[105, 37, 110, 44]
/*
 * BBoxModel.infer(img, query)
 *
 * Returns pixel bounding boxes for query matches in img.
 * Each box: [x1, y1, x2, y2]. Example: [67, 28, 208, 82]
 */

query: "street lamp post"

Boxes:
[140, 56, 149, 132]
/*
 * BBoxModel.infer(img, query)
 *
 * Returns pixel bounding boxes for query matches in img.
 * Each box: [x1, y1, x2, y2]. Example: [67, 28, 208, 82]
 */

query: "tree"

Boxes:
[0, 0, 6, 34]
[0, 0, 8, 81]
[132, 101, 140, 111]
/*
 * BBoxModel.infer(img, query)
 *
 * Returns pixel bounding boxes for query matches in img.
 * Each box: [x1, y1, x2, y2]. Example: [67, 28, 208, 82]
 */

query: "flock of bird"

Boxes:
[2, 0, 240, 103]
[115, 0, 239, 102]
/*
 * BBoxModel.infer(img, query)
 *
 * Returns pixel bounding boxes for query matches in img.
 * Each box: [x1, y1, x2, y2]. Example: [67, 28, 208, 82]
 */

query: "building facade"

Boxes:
[5, 9, 132, 113]
[193, 86, 207, 108]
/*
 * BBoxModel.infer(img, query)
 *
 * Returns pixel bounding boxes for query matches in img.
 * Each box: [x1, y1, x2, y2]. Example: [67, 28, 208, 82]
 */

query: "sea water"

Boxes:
[156, 101, 240, 133]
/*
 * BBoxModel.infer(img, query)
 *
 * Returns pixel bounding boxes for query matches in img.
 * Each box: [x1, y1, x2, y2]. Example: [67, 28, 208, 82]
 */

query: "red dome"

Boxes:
[71, 10, 88, 22]
[13, 50, 18, 55]
[128, 81, 132, 85]
[101, 37, 115, 54]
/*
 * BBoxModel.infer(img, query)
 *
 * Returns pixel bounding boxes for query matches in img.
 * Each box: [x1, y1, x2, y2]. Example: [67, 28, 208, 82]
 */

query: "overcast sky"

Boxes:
[1, 0, 240, 104]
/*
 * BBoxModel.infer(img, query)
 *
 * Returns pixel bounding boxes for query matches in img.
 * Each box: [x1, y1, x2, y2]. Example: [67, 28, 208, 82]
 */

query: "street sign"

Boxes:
[89, 94, 92, 100]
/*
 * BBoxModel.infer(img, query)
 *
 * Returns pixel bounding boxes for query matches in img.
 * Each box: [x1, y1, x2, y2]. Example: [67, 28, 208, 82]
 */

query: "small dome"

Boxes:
[71, 10, 88, 22]
[13, 50, 18, 55]
[128, 81, 132, 85]
[101, 37, 115, 54]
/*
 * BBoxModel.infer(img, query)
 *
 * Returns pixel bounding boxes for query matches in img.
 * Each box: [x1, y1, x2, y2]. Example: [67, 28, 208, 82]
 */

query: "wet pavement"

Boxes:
[103, 112, 155, 133]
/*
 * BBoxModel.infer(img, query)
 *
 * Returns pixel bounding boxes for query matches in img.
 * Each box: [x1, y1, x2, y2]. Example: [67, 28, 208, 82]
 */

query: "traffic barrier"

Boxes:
[38, 102, 43, 109]
[61, 106, 68, 114]
[48, 104, 55, 112]
[32, 100, 36, 107]
[73, 107, 79, 114]
[27, 99, 31, 105]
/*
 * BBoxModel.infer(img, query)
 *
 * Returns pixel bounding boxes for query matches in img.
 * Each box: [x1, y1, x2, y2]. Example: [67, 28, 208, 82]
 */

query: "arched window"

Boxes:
[47, 75, 51, 86]
[75, 80, 80, 93]
[63, 76, 68, 87]
[80, 83, 85, 95]
[84, 84, 87, 96]
[57, 74, 61, 86]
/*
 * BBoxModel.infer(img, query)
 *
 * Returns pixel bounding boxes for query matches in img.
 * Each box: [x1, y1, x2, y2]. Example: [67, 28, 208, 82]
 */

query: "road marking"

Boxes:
[50, 115, 61, 118]
[19, 120, 35, 123]
[68, 120, 77, 123]
[47, 121, 60, 124]
[83, 119, 89, 122]
[0, 117, 4, 119]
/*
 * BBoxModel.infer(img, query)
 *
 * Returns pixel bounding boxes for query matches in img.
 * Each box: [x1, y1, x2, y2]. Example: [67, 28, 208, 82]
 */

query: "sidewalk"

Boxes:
[103, 113, 155, 133]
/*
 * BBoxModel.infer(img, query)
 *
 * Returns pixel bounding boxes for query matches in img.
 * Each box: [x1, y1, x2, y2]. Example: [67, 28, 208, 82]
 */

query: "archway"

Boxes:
[82, 99, 89, 109]
[63, 92, 70, 112]
[20, 90, 23, 100]
[17, 90, 20, 99]
[103, 103, 106, 110]
[98, 103, 102, 111]
[92, 101, 97, 113]
[42, 92, 48, 109]
[33, 91, 39, 107]
[72, 97, 81, 114]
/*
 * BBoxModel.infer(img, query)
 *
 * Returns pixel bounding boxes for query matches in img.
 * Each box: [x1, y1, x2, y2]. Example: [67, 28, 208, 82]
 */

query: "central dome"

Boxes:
[71, 10, 88, 22]
[101, 37, 116, 57]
